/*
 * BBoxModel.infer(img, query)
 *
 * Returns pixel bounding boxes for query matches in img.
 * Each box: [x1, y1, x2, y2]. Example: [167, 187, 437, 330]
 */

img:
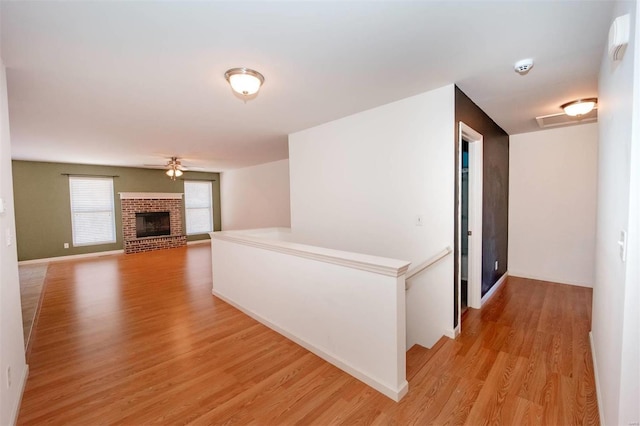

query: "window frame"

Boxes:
[184, 180, 214, 235]
[69, 176, 117, 247]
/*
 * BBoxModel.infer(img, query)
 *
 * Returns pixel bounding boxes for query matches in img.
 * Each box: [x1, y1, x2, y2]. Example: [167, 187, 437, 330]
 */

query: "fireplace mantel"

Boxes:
[119, 192, 183, 200]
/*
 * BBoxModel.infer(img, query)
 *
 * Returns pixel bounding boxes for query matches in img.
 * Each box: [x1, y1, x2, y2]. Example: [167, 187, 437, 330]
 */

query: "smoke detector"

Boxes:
[514, 59, 534, 75]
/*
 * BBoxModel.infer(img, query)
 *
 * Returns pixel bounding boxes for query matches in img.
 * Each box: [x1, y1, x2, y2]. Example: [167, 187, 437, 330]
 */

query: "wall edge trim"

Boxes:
[186, 239, 210, 245]
[507, 271, 592, 288]
[443, 327, 457, 339]
[9, 364, 29, 426]
[481, 272, 508, 306]
[18, 249, 124, 265]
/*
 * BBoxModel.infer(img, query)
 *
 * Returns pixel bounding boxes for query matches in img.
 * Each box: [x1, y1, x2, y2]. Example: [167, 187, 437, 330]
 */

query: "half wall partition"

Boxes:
[210, 228, 410, 401]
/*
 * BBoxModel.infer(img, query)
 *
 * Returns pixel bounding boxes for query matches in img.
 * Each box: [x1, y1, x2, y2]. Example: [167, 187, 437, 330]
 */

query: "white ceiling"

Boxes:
[1, 1, 614, 171]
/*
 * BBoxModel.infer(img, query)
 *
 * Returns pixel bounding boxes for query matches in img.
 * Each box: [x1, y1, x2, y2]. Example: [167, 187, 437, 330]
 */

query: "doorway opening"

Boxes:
[457, 122, 483, 329]
[461, 140, 469, 314]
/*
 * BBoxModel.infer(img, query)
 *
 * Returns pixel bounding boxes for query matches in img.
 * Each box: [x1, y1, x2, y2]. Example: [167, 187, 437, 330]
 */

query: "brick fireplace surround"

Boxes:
[120, 192, 187, 254]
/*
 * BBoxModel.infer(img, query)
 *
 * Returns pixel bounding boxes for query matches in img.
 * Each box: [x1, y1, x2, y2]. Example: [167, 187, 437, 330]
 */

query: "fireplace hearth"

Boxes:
[120, 192, 187, 254]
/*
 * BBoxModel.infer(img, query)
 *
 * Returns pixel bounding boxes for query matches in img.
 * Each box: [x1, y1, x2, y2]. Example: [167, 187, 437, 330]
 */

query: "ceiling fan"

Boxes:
[144, 155, 211, 180]
[164, 157, 185, 180]
[144, 156, 190, 180]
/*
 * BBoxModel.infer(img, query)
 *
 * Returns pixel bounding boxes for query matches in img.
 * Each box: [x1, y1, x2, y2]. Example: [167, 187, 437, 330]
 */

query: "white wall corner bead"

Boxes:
[119, 192, 183, 199]
[608, 14, 630, 62]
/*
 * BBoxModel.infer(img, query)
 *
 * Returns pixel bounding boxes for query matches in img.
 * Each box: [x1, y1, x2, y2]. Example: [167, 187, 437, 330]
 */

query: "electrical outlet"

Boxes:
[64, 243, 69, 249]
[494, 260, 498, 271]
[6, 366, 11, 388]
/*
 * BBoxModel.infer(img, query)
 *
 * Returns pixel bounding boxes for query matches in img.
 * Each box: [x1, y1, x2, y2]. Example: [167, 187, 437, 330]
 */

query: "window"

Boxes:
[69, 177, 116, 246]
[184, 181, 213, 235]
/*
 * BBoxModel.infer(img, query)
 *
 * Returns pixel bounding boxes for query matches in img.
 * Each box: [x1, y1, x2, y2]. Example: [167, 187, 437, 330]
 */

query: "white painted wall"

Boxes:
[509, 123, 598, 287]
[211, 229, 410, 401]
[592, 1, 640, 425]
[289, 85, 455, 349]
[221, 159, 291, 230]
[0, 54, 28, 425]
[619, 13, 640, 420]
[618, 4, 640, 423]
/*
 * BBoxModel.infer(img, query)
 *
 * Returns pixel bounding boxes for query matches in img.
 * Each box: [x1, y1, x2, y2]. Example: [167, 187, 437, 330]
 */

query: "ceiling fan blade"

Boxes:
[141, 157, 210, 173]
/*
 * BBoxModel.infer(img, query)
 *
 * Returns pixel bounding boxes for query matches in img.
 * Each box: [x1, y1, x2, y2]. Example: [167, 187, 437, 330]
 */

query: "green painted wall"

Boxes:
[12, 161, 221, 261]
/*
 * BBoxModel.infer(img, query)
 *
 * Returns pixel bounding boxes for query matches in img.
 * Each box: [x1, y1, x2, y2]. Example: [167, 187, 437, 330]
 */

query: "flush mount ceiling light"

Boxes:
[224, 67, 265, 96]
[561, 98, 598, 117]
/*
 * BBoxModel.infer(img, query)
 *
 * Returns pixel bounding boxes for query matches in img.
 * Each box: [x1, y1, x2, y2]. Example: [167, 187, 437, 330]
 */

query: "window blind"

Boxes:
[69, 177, 116, 246]
[184, 181, 213, 235]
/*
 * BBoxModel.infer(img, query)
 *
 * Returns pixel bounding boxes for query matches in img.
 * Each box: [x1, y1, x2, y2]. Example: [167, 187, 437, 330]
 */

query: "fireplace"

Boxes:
[136, 211, 170, 238]
[120, 192, 187, 254]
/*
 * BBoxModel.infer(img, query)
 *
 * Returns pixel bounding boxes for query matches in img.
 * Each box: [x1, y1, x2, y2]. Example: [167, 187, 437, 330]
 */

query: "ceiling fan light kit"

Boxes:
[165, 157, 185, 180]
[166, 168, 183, 178]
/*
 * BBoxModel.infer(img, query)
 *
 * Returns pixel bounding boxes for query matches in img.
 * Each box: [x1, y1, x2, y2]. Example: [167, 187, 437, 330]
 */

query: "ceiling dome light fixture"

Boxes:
[225, 67, 265, 96]
[561, 98, 598, 117]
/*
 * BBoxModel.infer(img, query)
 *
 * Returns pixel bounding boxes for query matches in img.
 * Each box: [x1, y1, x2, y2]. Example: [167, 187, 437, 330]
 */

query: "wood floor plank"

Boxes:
[465, 351, 523, 425]
[18, 246, 599, 425]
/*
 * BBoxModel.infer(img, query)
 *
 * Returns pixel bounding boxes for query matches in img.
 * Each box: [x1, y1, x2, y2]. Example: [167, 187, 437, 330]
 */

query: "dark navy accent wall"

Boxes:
[453, 86, 509, 327]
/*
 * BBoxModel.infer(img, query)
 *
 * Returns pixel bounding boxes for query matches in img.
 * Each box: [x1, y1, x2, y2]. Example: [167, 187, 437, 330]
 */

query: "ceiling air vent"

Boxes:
[536, 108, 598, 129]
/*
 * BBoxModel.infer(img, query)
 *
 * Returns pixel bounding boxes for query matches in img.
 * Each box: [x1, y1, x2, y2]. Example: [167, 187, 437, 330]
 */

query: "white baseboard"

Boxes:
[481, 272, 508, 306]
[212, 289, 409, 402]
[589, 332, 604, 426]
[443, 327, 457, 339]
[187, 239, 210, 245]
[9, 364, 28, 426]
[507, 271, 592, 288]
[18, 249, 124, 265]
[19, 241, 210, 265]
[453, 324, 461, 338]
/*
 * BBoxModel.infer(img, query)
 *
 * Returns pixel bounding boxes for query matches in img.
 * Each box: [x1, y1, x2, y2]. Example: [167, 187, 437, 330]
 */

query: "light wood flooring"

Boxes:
[18, 244, 599, 425]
